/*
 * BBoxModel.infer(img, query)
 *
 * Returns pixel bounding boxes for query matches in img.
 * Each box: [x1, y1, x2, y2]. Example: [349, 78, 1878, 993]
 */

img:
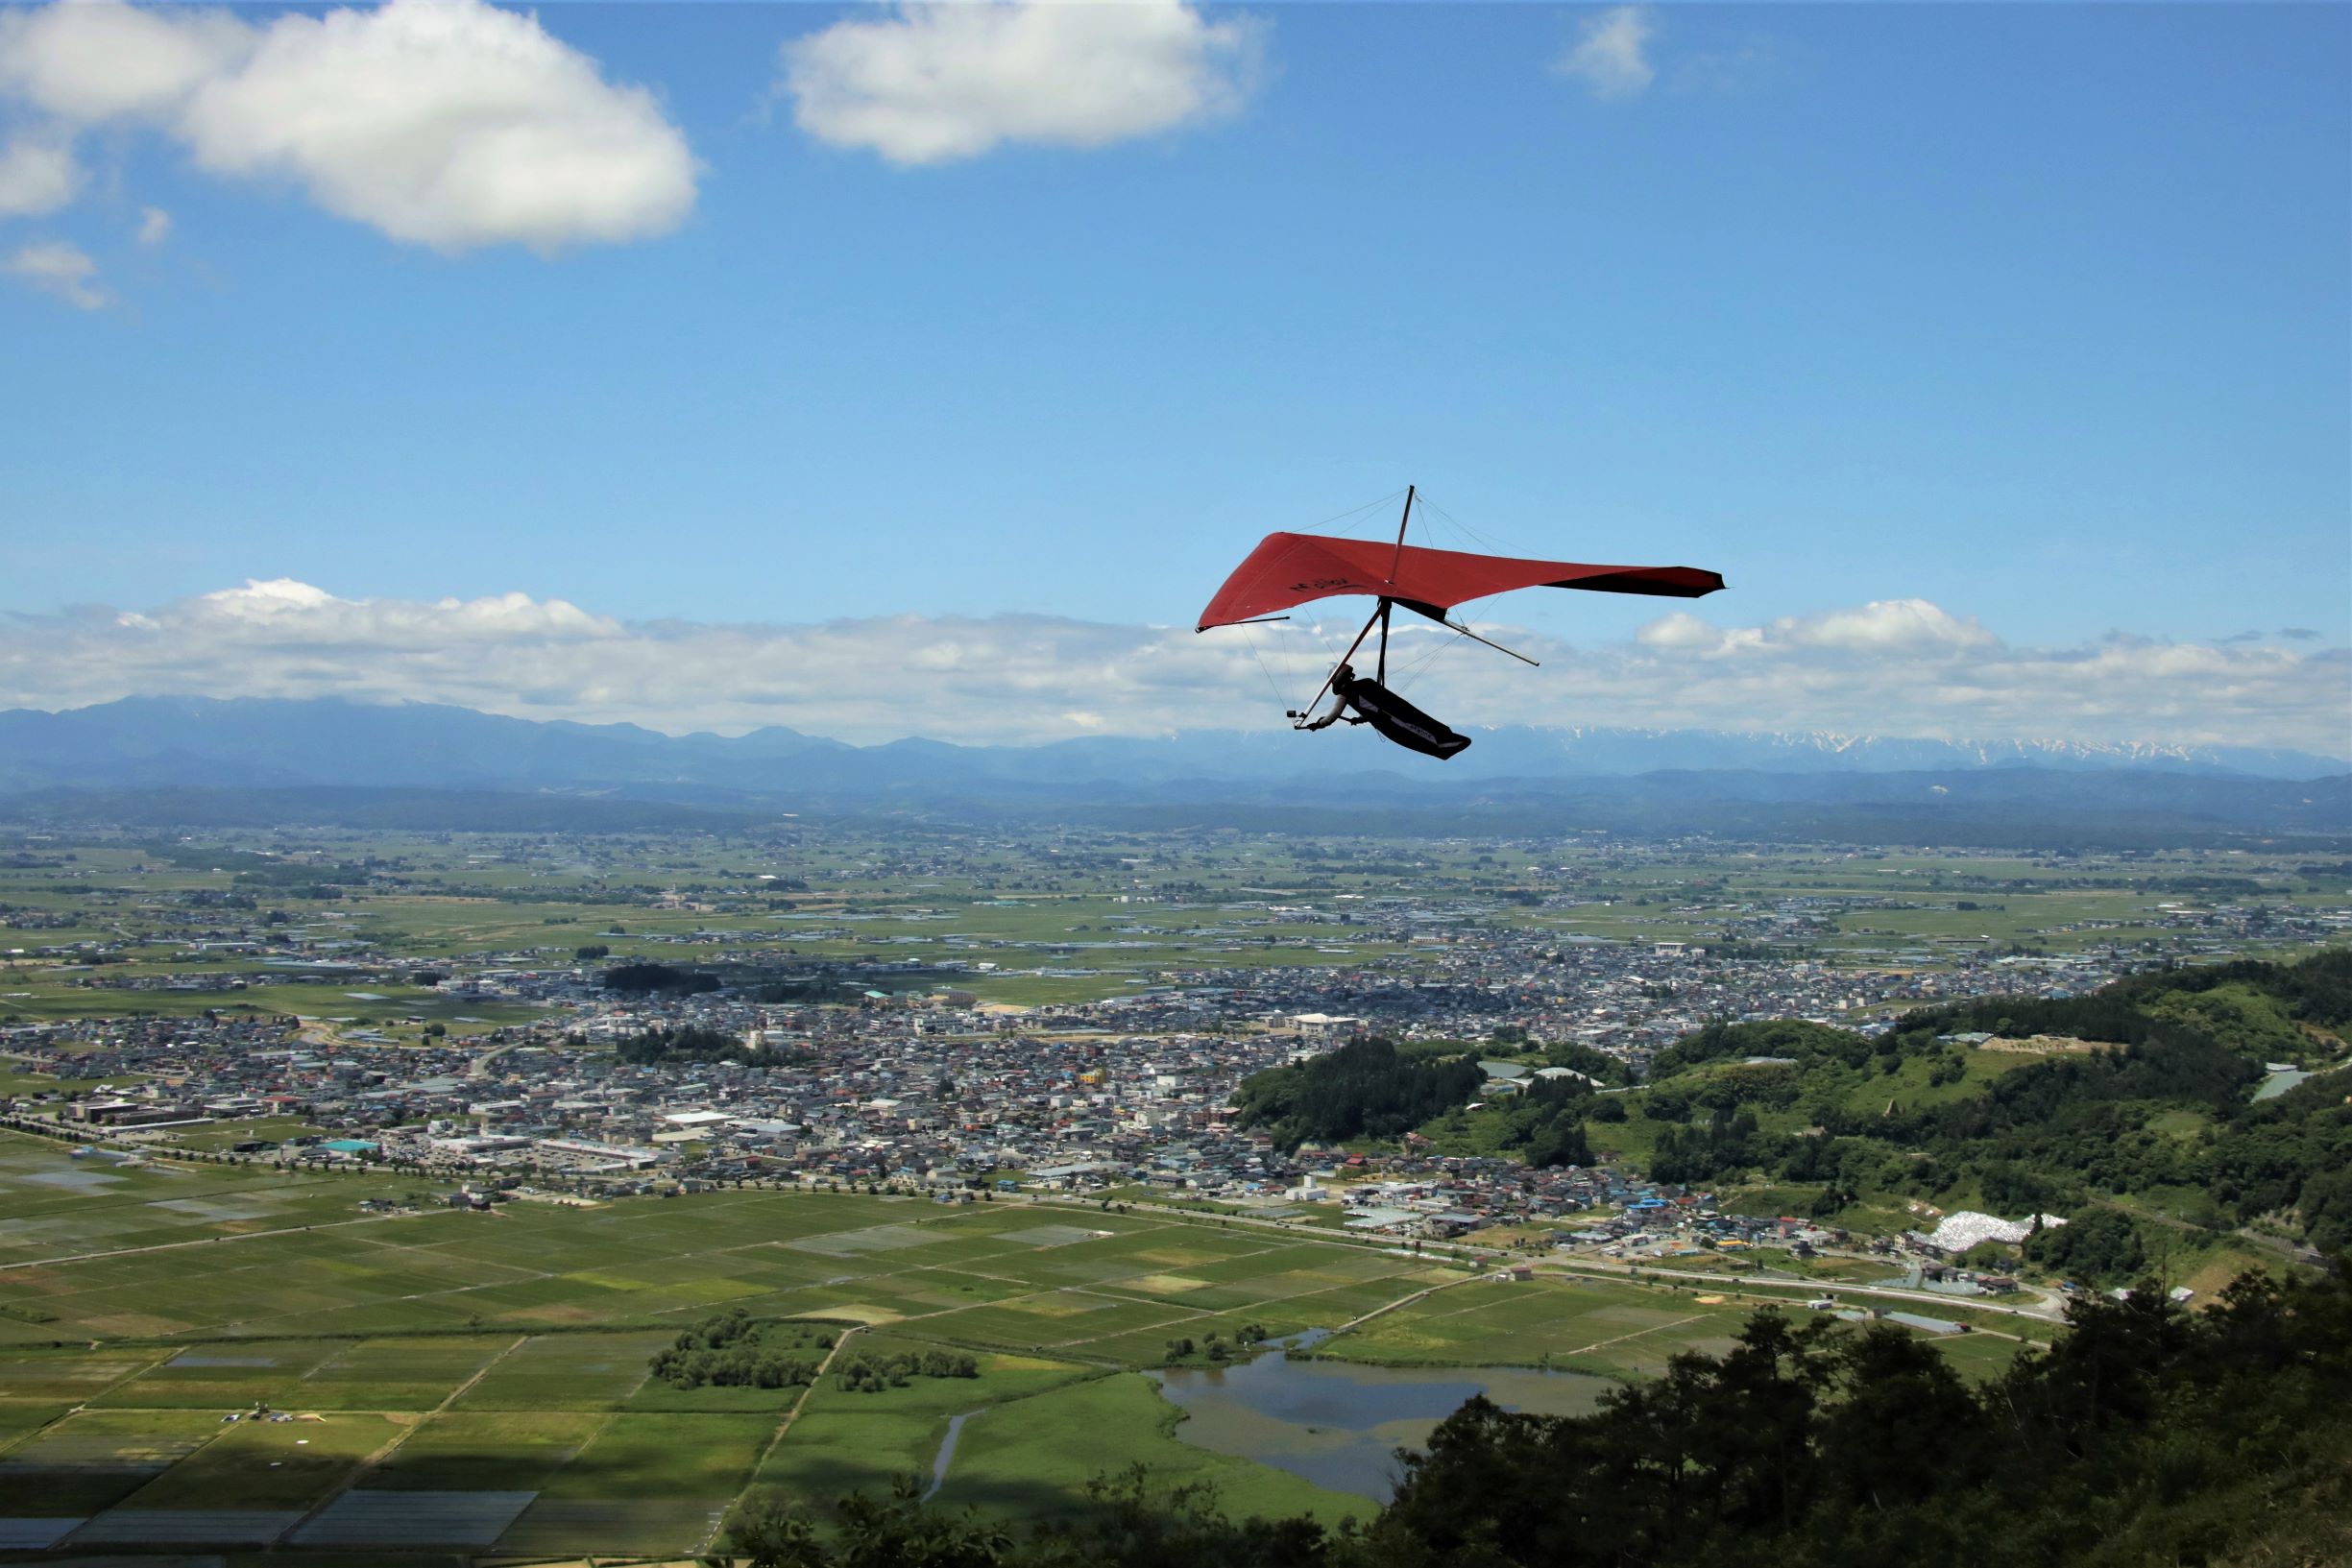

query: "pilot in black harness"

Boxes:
[1296, 662, 1471, 760]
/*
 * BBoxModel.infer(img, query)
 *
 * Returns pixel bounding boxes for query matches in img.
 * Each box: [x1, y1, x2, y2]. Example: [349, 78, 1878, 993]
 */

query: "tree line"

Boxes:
[648, 1309, 833, 1390]
[835, 1347, 979, 1393]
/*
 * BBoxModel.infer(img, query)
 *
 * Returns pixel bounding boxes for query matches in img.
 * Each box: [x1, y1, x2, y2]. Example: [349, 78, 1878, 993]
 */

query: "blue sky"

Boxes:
[0, 2, 2345, 750]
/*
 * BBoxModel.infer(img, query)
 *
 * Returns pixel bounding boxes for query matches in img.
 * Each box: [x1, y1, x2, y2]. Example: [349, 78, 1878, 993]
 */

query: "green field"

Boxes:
[0, 1117, 2073, 1554]
[3, 832, 2339, 1029]
[0, 1130, 1523, 1550]
[1310, 1270, 2047, 1383]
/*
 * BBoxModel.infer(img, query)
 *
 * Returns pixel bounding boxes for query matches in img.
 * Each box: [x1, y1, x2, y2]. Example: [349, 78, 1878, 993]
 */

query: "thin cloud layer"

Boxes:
[0, 0, 695, 253]
[783, 0, 1261, 165]
[1556, 6, 1655, 101]
[0, 134, 79, 216]
[4, 238, 106, 307]
[1, 581, 2343, 759]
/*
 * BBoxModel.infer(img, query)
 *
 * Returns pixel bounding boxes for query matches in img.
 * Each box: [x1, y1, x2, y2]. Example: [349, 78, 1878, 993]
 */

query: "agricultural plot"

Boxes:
[1318, 1276, 1759, 1375]
[92, 1339, 351, 1409]
[0, 1144, 415, 1272]
[1317, 1272, 2046, 1384]
[0, 1163, 2054, 1552]
[0, 1408, 223, 1516]
[109, 1411, 405, 1511]
[362, 1409, 608, 1490]
[937, 1372, 1373, 1527]
[0, 1348, 162, 1402]
[752, 1336, 1098, 1519]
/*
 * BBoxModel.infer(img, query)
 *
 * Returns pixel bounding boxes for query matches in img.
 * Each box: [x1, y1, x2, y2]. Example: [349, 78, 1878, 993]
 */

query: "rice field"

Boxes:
[0, 1125, 2043, 1553]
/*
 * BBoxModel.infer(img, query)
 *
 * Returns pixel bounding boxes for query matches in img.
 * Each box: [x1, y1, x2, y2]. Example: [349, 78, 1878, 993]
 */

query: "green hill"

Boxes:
[1411, 948, 2352, 1282]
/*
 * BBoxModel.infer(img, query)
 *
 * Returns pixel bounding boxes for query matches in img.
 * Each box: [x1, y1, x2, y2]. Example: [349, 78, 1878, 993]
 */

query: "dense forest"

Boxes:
[727, 1272, 2352, 1567]
[614, 1023, 808, 1069]
[1230, 1038, 1483, 1152]
[602, 960, 722, 995]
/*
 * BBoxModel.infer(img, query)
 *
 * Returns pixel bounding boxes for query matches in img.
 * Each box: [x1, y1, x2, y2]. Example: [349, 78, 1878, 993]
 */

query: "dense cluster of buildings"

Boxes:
[5, 844, 2343, 1245]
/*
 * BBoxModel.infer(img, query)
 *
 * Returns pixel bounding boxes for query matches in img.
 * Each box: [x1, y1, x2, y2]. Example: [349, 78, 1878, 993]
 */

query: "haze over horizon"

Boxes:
[2, 1, 2345, 753]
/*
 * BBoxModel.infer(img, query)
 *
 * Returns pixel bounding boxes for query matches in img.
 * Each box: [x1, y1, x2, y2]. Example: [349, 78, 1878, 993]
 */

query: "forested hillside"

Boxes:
[1622, 949, 2352, 1266]
[1240, 949, 2352, 1278]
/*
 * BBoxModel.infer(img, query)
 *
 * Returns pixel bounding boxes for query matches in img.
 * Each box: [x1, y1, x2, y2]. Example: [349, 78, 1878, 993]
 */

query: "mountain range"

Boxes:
[0, 696, 2340, 792]
[0, 697, 2343, 844]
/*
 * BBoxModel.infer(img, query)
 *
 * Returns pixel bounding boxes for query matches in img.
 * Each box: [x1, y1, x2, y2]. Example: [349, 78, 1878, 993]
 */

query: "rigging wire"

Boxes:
[1389, 618, 1467, 693]
[1236, 622, 1293, 711]
[1306, 488, 1411, 538]
[1411, 491, 1509, 555]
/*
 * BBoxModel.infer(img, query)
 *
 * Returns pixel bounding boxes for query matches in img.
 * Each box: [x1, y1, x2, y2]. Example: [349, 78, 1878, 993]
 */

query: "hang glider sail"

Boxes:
[1195, 486, 1725, 760]
[1196, 530, 1723, 632]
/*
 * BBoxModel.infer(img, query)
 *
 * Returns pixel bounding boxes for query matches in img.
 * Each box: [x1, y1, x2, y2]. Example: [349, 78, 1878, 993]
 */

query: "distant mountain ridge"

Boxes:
[0, 696, 2340, 798]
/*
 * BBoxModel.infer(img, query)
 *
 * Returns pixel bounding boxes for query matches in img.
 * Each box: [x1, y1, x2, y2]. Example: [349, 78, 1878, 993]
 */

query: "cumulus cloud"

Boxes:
[5, 238, 107, 307]
[0, 0, 695, 253]
[1637, 598, 1994, 656]
[0, 581, 2345, 759]
[1556, 5, 1655, 101]
[0, 133, 79, 215]
[0, 0, 252, 122]
[135, 205, 171, 246]
[782, 0, 1262, 165]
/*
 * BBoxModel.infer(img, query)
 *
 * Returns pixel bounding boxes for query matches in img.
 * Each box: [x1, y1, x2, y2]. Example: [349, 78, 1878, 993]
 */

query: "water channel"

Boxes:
[924, 1409, 983, 1502]
[1149, 1336, 1611, 1502]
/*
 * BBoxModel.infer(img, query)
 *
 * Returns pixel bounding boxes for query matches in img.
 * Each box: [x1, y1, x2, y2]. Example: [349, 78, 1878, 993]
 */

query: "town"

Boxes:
[7, 825, 2344, 1270]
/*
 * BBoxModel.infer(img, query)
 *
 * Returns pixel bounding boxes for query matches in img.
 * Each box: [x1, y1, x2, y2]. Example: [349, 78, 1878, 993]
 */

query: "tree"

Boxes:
[2025, 1207, 2146, 1287]
[727, 1496, 825, 1568]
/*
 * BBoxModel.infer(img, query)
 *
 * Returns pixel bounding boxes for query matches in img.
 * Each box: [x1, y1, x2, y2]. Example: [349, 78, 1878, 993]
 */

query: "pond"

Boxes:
[1150, 1346, 1611, 1502]
[2253, 1068, 2314, 1101]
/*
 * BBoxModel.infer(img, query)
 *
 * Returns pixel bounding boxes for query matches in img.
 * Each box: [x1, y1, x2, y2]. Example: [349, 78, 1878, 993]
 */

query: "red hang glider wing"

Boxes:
[1196, 532, 1725, 631]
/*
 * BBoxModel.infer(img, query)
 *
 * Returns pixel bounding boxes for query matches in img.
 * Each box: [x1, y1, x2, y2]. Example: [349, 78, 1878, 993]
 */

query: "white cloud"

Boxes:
[1556, 5, 1655, 101]
[2, 581, 2345, 759]
[135, 205, 171, 246]
[0, 0, 252, 123]
[783, 0, 1262, 165]
[1638, 598, 1997, 656]
[0, 133, 79, 215]
[5, 237, 107, 307]
[0, 0, 695, 253]
[178, 0, 696, 253]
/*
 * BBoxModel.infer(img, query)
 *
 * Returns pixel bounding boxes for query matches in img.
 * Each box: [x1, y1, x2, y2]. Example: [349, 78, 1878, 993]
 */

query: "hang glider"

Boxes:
[1195, 486, 1726, 758]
